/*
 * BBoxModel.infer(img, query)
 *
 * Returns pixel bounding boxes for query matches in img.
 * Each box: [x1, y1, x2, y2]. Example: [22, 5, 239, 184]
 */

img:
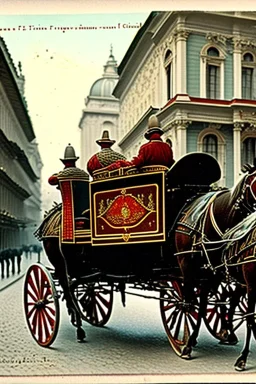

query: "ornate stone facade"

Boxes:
[0, 37, 42, 249]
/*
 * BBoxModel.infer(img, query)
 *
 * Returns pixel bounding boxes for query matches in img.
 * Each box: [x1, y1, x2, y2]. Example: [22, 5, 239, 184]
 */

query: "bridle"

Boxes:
[234, 170, 256, 215]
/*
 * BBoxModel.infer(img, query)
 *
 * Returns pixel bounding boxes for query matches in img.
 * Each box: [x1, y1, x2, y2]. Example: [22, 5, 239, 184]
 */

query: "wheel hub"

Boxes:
[35, 299, 45, 309]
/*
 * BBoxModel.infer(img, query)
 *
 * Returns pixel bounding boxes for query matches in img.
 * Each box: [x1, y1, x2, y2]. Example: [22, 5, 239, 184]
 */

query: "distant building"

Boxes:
[0, 37, 42, 249]
[79, 47, 121, 171]
[113, 11, 256, 187]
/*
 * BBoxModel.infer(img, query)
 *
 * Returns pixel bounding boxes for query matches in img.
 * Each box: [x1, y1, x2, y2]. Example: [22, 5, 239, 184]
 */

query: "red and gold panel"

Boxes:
[90, 172, 165, 245]
[59, 179, 91, 244]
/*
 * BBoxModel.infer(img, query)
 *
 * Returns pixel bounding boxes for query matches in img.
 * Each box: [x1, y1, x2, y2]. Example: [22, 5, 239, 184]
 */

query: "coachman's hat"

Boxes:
[144, 115, 164, 140]
[96, 130, 115, 147]
[60, 143, 79, 162]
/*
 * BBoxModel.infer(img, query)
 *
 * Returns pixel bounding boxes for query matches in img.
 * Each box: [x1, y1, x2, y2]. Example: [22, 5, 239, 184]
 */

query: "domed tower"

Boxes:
[79, 46, 121, 170]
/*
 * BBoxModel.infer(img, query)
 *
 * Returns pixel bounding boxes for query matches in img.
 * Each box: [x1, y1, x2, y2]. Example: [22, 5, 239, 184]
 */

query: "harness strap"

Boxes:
[200, 190, 224, 240]
[209, 201, 224, 238]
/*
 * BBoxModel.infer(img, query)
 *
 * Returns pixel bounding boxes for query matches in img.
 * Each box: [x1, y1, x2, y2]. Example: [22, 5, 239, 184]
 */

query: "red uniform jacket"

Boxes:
[131, 138, 174, 168]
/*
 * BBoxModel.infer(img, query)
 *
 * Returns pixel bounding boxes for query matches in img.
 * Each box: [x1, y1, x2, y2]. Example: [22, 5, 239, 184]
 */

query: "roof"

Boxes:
[89, 48, 119, 98]
[0, 37, 35, 142]
[0, 129, 39, 182]
[89, 77, 118, 98]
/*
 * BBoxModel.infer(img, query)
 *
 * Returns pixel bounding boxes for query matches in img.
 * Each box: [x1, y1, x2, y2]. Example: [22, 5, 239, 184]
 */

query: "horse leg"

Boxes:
[176, 252, 203, 358]
[235, 265, 256, 371]
[216, 283, 240, 345]
[43, 239, 86, 342]
[181, 285, 208, 359]
[234, 308, 252, 371]
[223, 285, 242, 345]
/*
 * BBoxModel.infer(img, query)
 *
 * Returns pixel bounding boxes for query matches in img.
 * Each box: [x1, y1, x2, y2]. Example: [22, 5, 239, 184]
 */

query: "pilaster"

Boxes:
[174, 30, 189, 94]
[169, 120, 191, 159]
[233, 39, 242, 99]
[233, 122, 242, 184]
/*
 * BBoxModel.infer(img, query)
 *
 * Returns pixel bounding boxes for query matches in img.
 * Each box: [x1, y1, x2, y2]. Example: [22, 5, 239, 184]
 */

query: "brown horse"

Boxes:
[173, 165, 256, 358]
[222, 212, 256, 370]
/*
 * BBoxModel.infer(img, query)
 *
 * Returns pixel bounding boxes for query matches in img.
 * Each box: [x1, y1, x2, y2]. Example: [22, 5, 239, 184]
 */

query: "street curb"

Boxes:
[0, 272, 25, 292]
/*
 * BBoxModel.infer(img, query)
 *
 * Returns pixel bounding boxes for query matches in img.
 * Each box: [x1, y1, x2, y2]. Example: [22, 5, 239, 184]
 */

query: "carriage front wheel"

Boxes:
[160, 279, 200, 358]
[72, 282, 113, 327]
[24, 263, 60, 347]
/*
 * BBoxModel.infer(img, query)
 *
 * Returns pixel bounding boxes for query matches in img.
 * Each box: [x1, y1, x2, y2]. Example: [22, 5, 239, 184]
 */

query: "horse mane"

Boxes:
[229, 165, 256, 206]
[229, 174, 246, 206]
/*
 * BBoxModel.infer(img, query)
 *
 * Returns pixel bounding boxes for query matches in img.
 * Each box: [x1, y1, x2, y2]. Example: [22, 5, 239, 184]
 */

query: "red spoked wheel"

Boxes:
[233, 290, 248, 330]
[72, 282, 113, 326]
[204, 281, 244, 342]
[160, 279, 200, 357]
[204, 282, 233, 340]
[24, 264, 60, 347]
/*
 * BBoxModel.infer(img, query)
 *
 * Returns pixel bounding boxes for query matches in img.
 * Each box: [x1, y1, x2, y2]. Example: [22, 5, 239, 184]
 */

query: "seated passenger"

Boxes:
[107, 115, 175, 171]
[87, 130, 127, 176]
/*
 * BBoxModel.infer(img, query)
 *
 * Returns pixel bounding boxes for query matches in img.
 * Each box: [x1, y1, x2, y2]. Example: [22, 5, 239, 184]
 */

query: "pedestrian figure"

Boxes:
[0, 251, 5, 279]
[5, 249, 11, 278]
[10, 249, 15, 275]
[16, 248, 22, 274]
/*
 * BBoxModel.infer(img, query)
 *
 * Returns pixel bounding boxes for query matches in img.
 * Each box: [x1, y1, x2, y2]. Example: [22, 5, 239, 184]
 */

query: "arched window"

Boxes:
[242, 137, 256, 165]
[206, 47, 220, 99]
[242, 52, 255, 99]
[164, 50, 173, 100]
[198, 127, 226, 185]
[207, 47, 220, 57]
[200, 44, 225, 99]
[202, 134, 218, 159]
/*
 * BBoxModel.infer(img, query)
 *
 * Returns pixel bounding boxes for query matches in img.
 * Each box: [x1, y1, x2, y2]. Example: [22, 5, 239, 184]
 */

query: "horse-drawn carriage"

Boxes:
[24, 152, 256, 370]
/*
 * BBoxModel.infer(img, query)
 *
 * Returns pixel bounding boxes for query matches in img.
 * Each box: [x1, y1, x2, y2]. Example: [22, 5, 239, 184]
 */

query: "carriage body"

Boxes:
[26, 152, 244, 359]
[57, 154, 221, 279]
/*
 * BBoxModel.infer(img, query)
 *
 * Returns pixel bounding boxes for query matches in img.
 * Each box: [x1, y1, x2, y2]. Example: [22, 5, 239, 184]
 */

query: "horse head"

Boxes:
[233, 166, 256, 215]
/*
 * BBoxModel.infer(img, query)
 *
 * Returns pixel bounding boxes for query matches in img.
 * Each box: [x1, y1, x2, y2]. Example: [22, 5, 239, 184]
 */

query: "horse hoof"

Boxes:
[235, 362, 246, 371]
[181, 347, 192, 360]
[218, 330, 238, 345]
[235, 359, 246, 371]
[77, 327, 86, 342]
[227, 333, 238, 345]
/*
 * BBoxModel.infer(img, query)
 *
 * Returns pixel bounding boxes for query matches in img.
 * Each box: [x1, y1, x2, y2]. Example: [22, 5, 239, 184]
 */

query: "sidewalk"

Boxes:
[0, 250, 50, 292]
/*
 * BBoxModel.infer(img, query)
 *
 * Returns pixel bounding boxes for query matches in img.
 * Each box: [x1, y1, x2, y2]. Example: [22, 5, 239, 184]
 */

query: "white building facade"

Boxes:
[113, 11, 256, 188]
[79, 48, 121, 171]
[0, 37, 42, 249]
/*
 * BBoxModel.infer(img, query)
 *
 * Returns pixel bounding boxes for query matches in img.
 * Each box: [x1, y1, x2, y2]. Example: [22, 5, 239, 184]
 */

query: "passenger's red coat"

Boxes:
[130, 135, 174, 168]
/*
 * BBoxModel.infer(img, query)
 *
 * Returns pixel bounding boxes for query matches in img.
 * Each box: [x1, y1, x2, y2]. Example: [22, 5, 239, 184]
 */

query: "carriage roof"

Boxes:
[166, 152, 221, 187]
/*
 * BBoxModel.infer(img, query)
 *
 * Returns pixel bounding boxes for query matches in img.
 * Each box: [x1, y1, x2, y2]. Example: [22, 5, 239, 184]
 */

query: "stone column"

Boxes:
[233, 122, 242, 184]
[175, 30, 189, 94]
[233, 39, 242, 99]
[174, 120, 191, 159]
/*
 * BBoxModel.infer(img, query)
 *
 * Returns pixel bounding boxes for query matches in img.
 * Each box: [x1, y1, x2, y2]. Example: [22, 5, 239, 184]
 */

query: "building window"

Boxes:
[198, 127, 226, 186]
[206, 64, 220, 99]
[202, 134, 218, 158]
[242, 137, 256, 165]
[242, 52, 255, 99]
[200, 44, 225, 99]
[164, 50, 172, 100]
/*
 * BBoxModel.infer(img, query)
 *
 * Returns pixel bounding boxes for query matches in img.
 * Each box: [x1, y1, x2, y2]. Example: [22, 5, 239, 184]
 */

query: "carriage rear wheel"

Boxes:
[204, 281, 243, 343]
[160, 279, 200, 358]
[72, 282, 113, 326]
[24, 264, 60, 347]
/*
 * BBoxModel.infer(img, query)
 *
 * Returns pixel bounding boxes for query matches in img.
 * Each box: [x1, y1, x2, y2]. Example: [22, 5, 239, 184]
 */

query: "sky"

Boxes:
[1, 0, 256, 211]
[0, 10, 149, 210]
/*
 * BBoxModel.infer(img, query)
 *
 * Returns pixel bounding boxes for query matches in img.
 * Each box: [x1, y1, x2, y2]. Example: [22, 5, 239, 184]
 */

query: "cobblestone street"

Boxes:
[0, 265, 256, 383]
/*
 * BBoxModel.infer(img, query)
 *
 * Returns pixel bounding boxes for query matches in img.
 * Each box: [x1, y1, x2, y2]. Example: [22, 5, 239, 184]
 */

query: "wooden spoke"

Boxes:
[160, 280, 200, 357]
[73, 283, 113, 327]
[204, 281, 245, 341]
[24, 264, 60, 347]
